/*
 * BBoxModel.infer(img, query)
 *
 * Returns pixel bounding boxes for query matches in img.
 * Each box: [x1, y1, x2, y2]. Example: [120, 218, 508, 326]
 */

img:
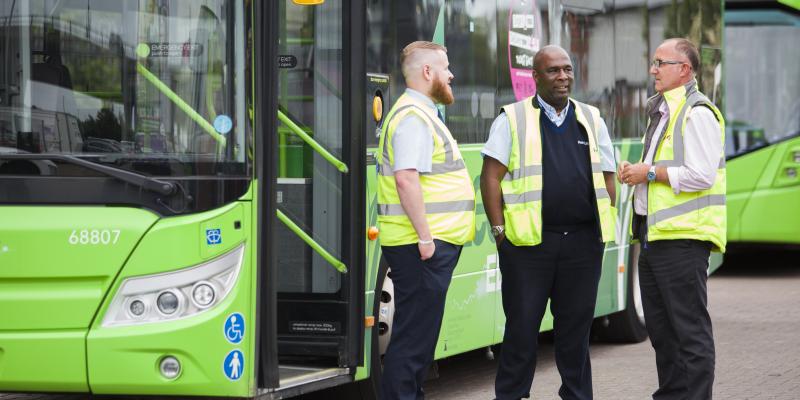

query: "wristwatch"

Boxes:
[491, 225, 505, 238]
[647, 166, 657, 182]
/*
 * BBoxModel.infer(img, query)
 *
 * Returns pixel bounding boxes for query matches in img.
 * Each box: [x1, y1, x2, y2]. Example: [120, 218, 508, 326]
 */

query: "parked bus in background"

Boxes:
[724, 0, 800, 249]
[0, 0, 722, 398]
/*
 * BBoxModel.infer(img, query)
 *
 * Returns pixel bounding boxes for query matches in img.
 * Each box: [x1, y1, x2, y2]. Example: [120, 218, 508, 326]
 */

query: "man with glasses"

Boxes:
[618, 38, 726, 400]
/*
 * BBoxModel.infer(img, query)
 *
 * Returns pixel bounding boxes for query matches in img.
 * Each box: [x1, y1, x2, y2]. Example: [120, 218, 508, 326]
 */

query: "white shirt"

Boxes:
[481, 98, 616, 172]
[537, 94, 570, 127]
[391, 89, 436, 173]
[633, 102, 722, 216]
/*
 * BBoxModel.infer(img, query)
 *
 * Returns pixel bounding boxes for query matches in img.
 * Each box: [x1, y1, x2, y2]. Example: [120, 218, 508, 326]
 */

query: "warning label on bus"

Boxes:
[290, 321, 341, 334]
[146, 42, 203, 57]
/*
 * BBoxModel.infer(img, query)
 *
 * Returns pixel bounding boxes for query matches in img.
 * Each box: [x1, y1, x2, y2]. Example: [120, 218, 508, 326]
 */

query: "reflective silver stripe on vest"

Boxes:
[378, 104, 464, 176]
[379, 104, 417, 176]
[576, 102, 599, 147]
[654, 87, 725, 170]
[380, 159, 467, 176]
[656, 92, 695, 168]
[504, 162, 603, 181]
[505, 100, 532, 180]
[377, 199, 476, 216]
[504, 164, 542, 181]
[647, 194, 725, 226]
[596, 188, 610, 200]
[576, 102, 604, 175]
[512, 99, 528, 174]
[420, 109, 455, 164]
[652, 82, 697, 168]
[502, 190, 542, 205]
[656, 157, 726, 169]
[429, 159, 466, 174]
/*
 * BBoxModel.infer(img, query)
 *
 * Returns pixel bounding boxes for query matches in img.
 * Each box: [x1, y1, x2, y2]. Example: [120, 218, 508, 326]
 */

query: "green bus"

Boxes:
[0, 0, 723, 398]
[724, 0, 800, 248]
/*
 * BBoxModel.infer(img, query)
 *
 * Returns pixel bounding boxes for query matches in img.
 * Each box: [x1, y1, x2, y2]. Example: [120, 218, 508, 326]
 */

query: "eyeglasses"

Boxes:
[650, 59, 686, 69]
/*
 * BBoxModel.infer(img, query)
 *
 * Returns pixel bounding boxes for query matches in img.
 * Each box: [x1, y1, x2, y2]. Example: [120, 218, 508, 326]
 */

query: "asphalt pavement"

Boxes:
[423, 248, 800, 399]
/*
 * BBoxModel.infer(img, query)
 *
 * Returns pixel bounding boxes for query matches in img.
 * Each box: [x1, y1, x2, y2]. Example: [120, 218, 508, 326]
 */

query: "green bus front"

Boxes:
[0, 0, 263, 395]
[0, 1, 369, 397]
[724, 0, 800, 247]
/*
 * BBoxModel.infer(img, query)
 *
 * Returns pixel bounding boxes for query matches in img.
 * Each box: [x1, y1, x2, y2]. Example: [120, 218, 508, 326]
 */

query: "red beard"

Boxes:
[431, 78, 454, 105]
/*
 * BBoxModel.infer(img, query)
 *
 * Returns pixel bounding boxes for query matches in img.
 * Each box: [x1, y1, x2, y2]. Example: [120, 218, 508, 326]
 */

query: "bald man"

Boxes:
[376, 41, 475, 400]
[481, 45, 617, 399]
[619, 38, 724, 400]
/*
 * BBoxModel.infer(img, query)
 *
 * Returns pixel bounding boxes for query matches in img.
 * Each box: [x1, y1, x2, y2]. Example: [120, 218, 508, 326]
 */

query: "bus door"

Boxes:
[256, 0, 366, 397]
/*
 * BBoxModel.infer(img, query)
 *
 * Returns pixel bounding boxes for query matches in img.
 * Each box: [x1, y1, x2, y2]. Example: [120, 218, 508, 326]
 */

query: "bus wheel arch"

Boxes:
[593, 242, 648, 343]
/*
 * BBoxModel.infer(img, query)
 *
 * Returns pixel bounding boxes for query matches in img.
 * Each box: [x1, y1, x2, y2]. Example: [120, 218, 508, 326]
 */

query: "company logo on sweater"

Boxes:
[577, 140, 589, 146]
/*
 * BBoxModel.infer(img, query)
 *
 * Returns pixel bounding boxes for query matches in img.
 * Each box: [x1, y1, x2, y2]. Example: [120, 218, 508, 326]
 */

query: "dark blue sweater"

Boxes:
[538, 99, 597, 230]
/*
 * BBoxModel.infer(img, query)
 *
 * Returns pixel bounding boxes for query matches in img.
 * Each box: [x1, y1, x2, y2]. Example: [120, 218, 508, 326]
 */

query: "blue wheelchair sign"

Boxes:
[223, 349, 244, 381]
[206, 229, 222, 245]
[224, 312, 245, 344]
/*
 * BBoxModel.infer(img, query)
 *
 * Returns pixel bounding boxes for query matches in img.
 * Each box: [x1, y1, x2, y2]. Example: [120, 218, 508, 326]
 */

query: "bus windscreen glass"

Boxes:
[0, 0, 249, 177]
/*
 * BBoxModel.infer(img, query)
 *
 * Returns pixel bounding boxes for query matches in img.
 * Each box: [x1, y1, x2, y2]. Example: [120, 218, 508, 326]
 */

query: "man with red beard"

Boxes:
[376, 41, 475, 400]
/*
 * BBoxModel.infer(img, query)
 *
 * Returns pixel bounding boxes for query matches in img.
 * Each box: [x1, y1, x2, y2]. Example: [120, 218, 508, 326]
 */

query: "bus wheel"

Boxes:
[378, 267, 395, 356]
[337, 262, 391, 399]
[593, 242, 648, 343]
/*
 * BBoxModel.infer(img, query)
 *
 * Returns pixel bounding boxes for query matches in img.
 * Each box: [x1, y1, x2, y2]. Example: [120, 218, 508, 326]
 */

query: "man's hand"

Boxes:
[481, 156, 508, 250]
[617, 160, 631, 184]
[419, 240, 436, 260]
[395, 169, 435, 260]
[620, 162, 651, 186]
[494, 232, 506, 249]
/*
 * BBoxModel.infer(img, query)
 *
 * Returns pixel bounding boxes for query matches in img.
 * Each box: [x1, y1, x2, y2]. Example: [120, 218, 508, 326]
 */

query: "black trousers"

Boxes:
[639, 238, 715, 400]
[380, 240, 462, 400]
[495, 225, 604, 400]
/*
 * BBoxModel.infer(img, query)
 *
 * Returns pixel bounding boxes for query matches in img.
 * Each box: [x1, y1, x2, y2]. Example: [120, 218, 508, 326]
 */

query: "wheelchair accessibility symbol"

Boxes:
[224, 312, 245, 344]
[223, 349, 244, 381]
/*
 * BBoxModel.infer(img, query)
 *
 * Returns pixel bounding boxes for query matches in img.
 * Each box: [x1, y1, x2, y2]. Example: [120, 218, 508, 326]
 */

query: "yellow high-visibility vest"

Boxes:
[645, 82, 727, 252]
[500, 97, 617, 246]
[376, 93, 476, 246]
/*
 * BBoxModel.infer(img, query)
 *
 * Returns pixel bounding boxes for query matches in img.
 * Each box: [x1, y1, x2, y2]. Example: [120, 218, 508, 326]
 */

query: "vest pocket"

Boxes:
[599, 203, 617, 242]
[503, 205, 542, 246]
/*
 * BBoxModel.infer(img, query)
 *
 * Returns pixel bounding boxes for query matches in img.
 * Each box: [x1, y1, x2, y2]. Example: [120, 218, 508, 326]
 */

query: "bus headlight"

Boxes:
[102, 244, 244, 327]
[156, 290, 181, 315]
[159, 356, 181, 379]
[191, 282, 216, 308]
[129, 299, 146, 317]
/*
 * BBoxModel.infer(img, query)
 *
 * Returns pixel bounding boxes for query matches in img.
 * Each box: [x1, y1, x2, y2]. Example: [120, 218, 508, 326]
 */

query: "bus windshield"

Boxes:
[725, 9, 800, 157]
[0, 0, 249, 177]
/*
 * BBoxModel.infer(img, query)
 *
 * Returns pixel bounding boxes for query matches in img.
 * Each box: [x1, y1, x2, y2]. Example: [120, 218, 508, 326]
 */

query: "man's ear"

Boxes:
[682, 64, 693, 80]
[422, 64, 432, 81]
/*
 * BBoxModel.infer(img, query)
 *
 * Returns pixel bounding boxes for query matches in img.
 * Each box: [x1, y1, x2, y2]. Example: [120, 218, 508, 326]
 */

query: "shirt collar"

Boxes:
[405, 88, 438, 110]
[658, 99, 668, 115]
[536, 94, 570, 127]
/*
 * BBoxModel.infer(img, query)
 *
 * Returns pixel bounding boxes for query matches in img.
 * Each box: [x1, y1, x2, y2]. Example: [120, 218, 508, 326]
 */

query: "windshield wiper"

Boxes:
[0, 154, 177, 196]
